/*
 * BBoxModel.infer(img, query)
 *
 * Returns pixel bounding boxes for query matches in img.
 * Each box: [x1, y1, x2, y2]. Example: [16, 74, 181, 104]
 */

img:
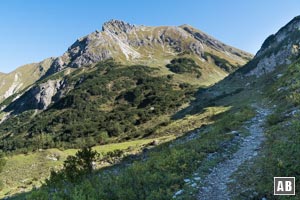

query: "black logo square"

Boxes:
[274, 177, 295, 195]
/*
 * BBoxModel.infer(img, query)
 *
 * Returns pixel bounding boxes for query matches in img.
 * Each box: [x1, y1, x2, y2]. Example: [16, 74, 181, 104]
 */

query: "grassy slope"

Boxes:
[1, 104, 227, 198]
[0, 58, 275, 200]
[9, 78, 260, 199]
[0, 136, 174, 198]
[8, 56, 297, 200]
[28, 109, 254, 200]
[228, 60, 300, 199]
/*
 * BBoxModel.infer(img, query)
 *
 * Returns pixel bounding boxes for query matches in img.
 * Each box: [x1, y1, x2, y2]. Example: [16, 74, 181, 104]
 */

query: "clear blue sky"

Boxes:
[0, 0, 300, 73]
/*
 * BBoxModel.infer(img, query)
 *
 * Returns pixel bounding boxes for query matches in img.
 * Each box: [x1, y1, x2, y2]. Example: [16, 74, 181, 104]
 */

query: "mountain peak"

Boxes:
[102, 19, 136, 34]
[42, 20, 252, 78]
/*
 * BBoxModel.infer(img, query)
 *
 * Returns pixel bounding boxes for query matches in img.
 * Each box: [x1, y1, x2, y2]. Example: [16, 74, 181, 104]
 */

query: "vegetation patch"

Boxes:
[10, 106, 256, 200]
[0, 136, 173, 198]
[204, 52, 236, 73]
[166, 58, 202, 78]
[0, 61, 196, 153]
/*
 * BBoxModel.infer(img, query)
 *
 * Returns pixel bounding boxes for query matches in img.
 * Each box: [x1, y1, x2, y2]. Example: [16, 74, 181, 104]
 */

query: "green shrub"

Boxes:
[47, 147, 98, 184]
[203, 52, 235, 72]
[267, 113, 283, 126]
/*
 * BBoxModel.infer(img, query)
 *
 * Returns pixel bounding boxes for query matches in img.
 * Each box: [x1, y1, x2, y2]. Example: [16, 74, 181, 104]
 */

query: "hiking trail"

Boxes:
[197, 106, 270, 200]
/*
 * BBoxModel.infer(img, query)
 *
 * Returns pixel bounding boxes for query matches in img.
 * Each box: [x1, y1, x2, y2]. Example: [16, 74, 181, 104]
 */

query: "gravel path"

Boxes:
[197, 106, 270, 200]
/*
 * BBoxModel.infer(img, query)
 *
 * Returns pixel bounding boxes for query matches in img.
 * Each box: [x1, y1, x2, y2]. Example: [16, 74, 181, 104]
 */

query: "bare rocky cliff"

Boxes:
[4, 79, 66, 114]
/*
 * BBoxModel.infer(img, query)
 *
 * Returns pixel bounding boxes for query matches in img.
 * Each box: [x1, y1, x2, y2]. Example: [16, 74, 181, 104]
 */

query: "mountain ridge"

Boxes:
[0, 20, 252, 105]
[46, 19, 252, 75]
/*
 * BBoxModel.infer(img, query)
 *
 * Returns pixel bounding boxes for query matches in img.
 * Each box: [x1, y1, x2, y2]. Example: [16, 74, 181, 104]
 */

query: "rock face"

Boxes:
[4, 79, 65, 114]
[181, 25, 249, 63]
[46, 19, 252, 75]
[32, 80, 65, 110]
[247, 16, 300, 77]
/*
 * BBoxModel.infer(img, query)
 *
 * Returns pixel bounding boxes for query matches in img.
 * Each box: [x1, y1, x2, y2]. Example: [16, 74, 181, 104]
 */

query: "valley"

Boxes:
[0, 15, 300, 200]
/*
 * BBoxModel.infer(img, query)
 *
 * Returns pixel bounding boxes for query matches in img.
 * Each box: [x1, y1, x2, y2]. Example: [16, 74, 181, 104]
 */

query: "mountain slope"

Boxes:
[0, 20, 252, 152]
[0, 58, 54, 103]
[179, 16, 300, 115]
[9, 16, 300, 200]
[0, 20, 252, 116]
[0, 20, 254, 198]
[175, 15, 300, 199]
[0, 61, 198, 152]
[0, 20, 251, 105]
[226, 16, 300, 199]
[239, 16, 300, 76]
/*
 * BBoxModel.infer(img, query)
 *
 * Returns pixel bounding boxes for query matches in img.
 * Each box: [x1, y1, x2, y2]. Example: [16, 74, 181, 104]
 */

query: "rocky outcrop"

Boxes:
[68, 33, 113, 68]
[247, 47, 294, 77]
[4, 79, 66, 114]
[247, 16, 300, 77]
[33, 79, 65, 110]
[45, 57, 66, 76]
